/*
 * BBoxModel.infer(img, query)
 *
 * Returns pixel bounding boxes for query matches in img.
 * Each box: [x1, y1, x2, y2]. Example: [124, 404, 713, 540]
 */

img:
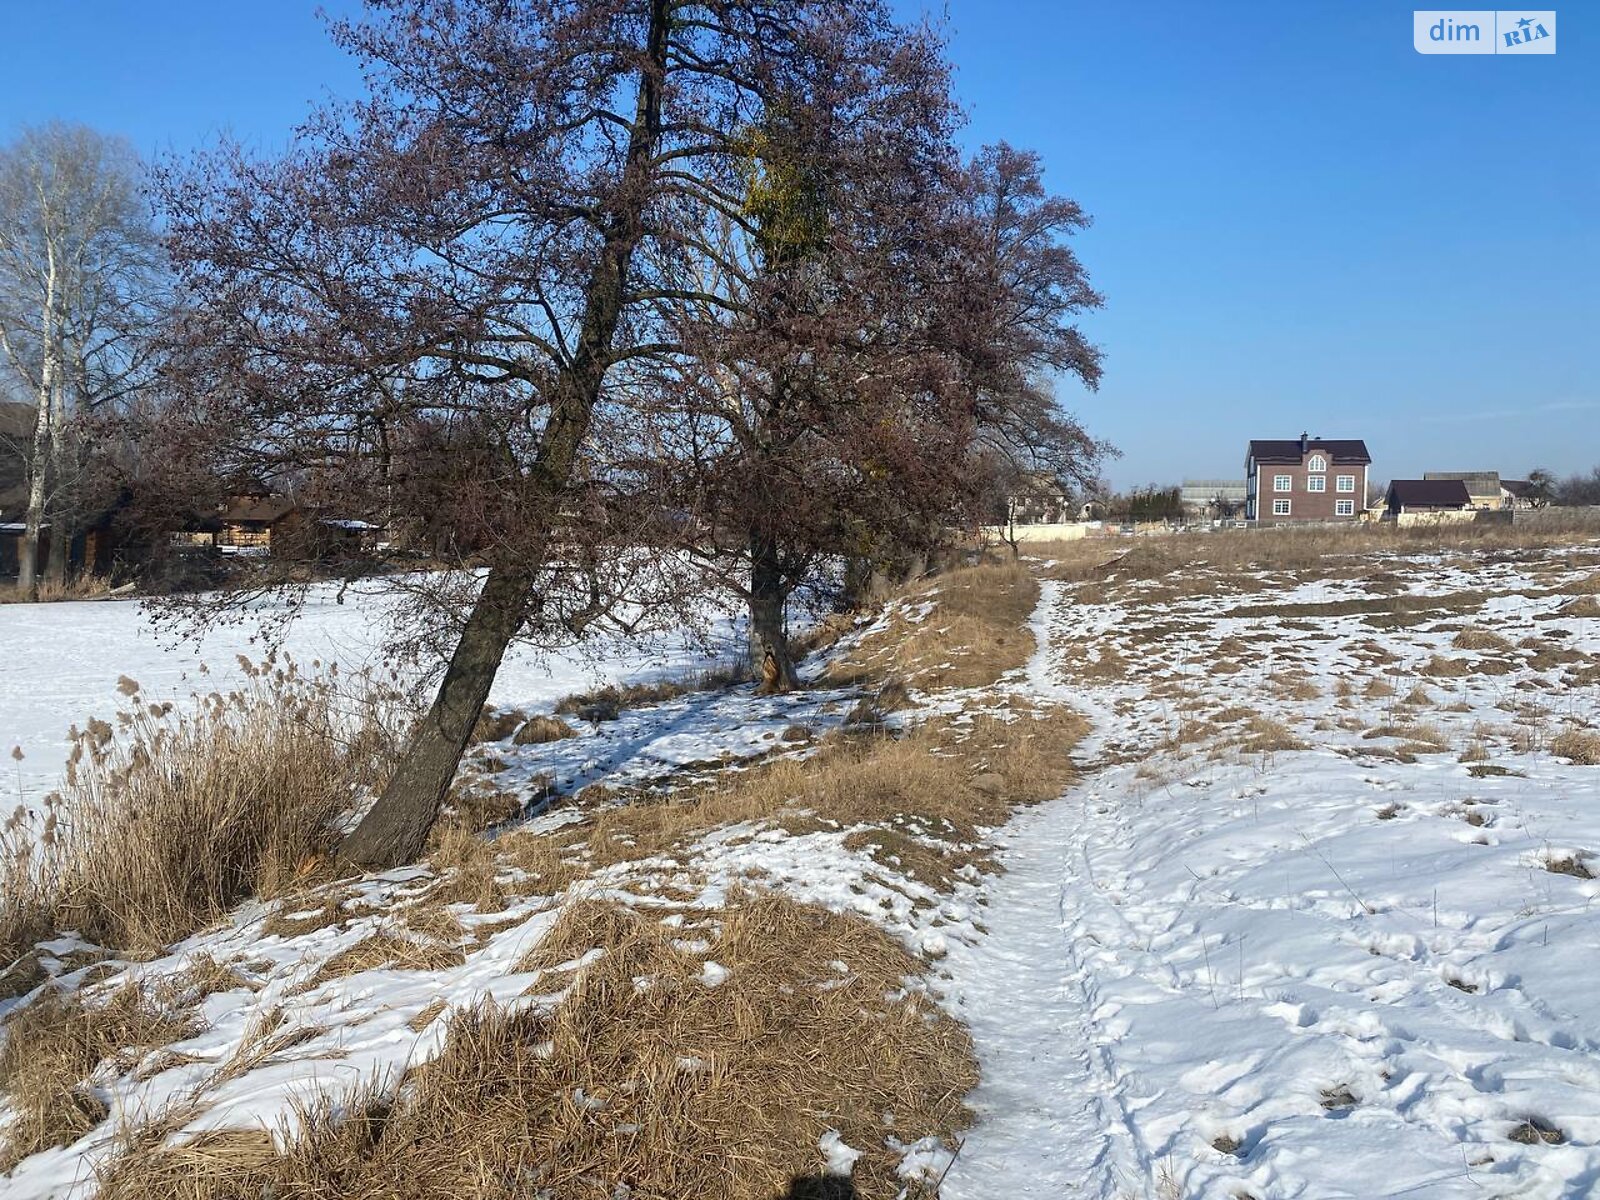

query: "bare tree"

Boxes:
[0, 124, 162, 596]
[144, 0, 963, 867]
[643, 140, 1105, 685]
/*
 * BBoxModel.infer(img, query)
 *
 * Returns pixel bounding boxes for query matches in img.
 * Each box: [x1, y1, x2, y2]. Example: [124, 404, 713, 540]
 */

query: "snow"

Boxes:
[936, 550, 1600, 1198]
[4, 548, 1600, 1197]
[0, 578, 745, 805]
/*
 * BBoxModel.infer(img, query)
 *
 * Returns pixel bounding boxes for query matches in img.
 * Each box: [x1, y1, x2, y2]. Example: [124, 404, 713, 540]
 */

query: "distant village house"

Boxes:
[1385, 478, 1473, 518]
[1423, 471, 1542, 511]
[1245, 435, 1371, 523]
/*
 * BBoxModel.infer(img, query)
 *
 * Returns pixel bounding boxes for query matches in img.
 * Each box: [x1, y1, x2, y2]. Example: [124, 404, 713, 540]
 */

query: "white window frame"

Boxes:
[1273, 474, 1293, 492]
[1272, 498, 1292, 516]
[1307, 475, 1326, 492]
[1307, 454, 1327, 472]
[1335, 499, 1355, 516]
[1336, 474, 1355, 493]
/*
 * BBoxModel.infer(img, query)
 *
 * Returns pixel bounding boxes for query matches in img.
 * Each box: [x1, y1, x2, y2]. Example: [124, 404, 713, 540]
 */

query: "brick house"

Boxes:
[1244, 435, 1371, 523]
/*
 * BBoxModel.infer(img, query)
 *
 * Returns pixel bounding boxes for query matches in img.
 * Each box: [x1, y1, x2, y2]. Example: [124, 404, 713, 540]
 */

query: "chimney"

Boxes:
[1299, 431, 1308, 453]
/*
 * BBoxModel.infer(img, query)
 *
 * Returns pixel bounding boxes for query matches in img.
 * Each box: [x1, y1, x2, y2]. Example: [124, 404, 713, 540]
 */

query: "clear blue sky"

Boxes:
[2, 1, 1594, 487]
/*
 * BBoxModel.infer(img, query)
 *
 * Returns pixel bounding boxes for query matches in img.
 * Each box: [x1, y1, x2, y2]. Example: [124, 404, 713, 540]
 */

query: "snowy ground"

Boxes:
[3, 546, 1600, 1198]
[0, 579, 746, 805]
[941, 548, 1600, 1199]
[0, 590, 955, 1198]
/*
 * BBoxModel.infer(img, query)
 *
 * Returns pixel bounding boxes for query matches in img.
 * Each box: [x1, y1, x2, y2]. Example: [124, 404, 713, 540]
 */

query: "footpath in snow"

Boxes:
[943, 550, 1600, 1199]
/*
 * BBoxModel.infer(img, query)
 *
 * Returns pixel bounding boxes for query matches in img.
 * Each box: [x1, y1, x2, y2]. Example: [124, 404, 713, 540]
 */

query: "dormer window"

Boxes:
[1307, 454, 1327, 472]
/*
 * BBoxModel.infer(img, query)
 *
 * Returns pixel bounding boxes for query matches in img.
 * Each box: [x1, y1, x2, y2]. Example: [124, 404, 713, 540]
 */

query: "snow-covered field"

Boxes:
[942, 547, 1600, 1198]
[3, 544, 1599, 1198]
[0, 580, 746, 805]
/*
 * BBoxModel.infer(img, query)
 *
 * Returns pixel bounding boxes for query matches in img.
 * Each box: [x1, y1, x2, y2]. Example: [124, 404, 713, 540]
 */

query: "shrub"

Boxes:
[511, 714, 576, 745]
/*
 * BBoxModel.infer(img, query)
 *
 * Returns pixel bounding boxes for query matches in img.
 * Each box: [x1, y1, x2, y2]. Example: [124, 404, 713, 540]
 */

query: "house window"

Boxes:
[1335, 499, 1355, 516]
[1307, 475, 1326, 492]
[1307, 454, 1327, 472]
[1336, 475, 1355, 493]
[1273, 474, 1292, 492]
[1273, 498, 1291, 516]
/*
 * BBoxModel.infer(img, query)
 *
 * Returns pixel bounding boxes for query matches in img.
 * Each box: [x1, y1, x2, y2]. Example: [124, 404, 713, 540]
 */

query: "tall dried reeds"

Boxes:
[1, 657, 411, 962]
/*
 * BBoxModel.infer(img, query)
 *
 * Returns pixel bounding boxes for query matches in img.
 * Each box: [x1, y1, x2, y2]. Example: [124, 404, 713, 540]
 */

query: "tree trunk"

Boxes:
[17, 402, 49, 599]
[340, 565, 532, 867]
[338, 0, 671, 869]
[749, 533, 798, 692]
[18, 255, 58, 601]
[45, 510, 70, 587]
[45, 371, 71, 588]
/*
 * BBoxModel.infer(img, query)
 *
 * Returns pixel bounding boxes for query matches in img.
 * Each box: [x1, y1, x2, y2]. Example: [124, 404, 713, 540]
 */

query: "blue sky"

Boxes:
[2, 1, 1594, 487]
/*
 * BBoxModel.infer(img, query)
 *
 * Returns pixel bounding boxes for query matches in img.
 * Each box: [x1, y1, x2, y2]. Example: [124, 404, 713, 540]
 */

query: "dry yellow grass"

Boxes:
[98, 890, 976, 1200]
[1034, 521, 1600, 588]
[0, 984, 197, 1170]
[300, 931, 466, 992]
[1551, 729, 1600, 765]
[1454, 626, 1514, 653]
[1, 660, 408, 963]
[826, 560, 1039, 692]
[512, 714, 577, 745]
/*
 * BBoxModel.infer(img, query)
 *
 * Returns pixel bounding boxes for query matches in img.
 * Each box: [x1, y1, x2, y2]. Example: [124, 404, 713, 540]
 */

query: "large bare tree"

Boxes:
[644, 139, 1107, 685]
[0, 123, 162, 597]
[145, 0, 962, 867]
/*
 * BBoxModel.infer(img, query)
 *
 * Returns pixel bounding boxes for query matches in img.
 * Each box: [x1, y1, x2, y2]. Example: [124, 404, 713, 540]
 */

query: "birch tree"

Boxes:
[0, 124, 161, 596]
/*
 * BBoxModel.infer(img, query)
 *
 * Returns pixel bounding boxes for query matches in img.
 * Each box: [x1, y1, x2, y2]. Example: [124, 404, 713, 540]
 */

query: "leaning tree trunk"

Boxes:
[340, 0, 670, 869]
[339, 565, 533, 866]
[749, 532, 798, 692]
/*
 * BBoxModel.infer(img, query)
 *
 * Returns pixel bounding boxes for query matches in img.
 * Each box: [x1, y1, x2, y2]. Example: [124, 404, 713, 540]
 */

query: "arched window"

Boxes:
[1307, 454, 1327, 472]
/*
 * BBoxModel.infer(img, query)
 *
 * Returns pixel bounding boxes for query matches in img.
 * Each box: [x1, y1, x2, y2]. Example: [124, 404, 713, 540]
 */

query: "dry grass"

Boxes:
[1364, 723, 1450, 750]
[553, 664, 749, 724]
[300, 931, 466, 991]
[1544, 854, 1594, 880]
[1235, 717, 1306, 754]
[1550, 729, 1600, 765]
[0, 576, 119, 605]
[98, 890, 975, 1200]
[1453, 626, 1513, 653]
[556, 706, 1083, 880]
[1035, 521, 1600, 594]
[468, 706, 525, 744]
[1, 659, 410, 963]
[0, 983, 197, 1170]
[512, 714, 577, 745]
[826, 561, 1038, 692]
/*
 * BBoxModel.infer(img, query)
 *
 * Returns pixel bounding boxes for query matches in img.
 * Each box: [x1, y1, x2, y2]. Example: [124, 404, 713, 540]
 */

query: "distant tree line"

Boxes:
[1527, 466, 1600, 507]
